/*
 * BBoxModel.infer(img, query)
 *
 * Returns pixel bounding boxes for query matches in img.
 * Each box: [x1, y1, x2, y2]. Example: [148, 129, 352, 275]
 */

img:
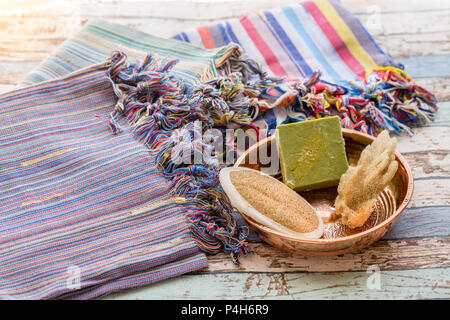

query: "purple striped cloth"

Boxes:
[0, 48, 250, 299]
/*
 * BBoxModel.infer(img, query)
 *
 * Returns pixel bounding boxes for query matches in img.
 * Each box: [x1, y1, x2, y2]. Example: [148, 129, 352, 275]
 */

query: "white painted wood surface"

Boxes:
[106, 268, 450, 300]
[1, 0, 449, 299]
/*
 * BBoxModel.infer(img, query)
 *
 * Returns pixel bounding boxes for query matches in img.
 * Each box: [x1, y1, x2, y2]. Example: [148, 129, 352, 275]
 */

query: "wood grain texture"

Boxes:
[402, 55, 450, 78]
[0, 84, 15, 93]
[341, 0, 450, 13]
[1, 0, 449, 61]
[409, 179, 450, 208]
[105, 268, 450, 300]
[396, 127, 450, 153]
[384, 206, 450, 240]
[203, 237, 450, 273]
[404, 151, 450, 179]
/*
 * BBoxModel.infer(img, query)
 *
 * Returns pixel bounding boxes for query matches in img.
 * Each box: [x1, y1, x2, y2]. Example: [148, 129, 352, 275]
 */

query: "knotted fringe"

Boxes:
[106, 51, 251, 263]
[217, 51, 438, 137]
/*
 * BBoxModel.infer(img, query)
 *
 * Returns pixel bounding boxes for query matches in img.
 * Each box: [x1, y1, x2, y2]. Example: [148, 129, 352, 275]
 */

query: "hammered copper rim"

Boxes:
[234, 128, 414, 243]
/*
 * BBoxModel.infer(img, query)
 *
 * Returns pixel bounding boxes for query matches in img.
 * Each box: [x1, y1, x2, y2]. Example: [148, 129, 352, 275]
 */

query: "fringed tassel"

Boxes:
[155, 121, 250, 262]
[344, 66, 438, 136]
[211, 51, 439, 137]
[106, 51, 251, 263]
[218, 52, 438, 136]
[258, 68, 437, 136]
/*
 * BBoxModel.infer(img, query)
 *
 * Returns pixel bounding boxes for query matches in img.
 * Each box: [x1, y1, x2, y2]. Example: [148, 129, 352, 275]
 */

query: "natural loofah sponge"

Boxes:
[220, 167, 324, 239]
[334, 130, 398, 229]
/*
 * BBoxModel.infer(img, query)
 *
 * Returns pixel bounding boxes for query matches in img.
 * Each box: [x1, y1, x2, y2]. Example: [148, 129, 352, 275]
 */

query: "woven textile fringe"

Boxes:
[218, 54, 439, 137]
[173, 0, 439, 137]
[182, 48, 439, 138]
[106, 51, 255, 263]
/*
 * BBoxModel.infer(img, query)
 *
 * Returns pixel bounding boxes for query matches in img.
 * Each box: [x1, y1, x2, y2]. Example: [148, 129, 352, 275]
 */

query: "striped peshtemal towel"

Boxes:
[174, 0, 392, 83]
[22, 19, 236, 86]
[0, 44, 250, 299]
[172, 0, 438, 136]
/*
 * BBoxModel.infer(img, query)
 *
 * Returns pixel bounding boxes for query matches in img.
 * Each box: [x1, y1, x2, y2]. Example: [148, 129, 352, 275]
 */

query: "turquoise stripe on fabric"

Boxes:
[282, 5, 340, 81]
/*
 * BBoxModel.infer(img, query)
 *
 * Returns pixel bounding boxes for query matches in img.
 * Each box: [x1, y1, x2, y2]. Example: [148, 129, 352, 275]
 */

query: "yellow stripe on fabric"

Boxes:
[20, 148, 77, 167]
[316, 0, 378, 72]
[21, 189, 76, 207]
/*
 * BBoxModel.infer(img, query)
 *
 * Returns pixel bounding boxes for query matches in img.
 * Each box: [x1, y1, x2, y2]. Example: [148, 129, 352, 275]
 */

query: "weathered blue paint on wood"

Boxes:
[384, 206, 450, 239]
[106, 268, 450, 300]
[401, 54, 450, 78]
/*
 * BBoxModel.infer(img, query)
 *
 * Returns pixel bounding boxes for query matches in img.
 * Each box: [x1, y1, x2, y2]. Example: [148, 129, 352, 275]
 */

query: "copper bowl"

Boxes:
[234, 129, 413, 255]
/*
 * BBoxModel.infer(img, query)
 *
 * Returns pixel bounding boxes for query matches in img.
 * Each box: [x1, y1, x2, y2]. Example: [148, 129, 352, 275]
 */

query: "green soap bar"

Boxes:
[276, 116, 349, 192]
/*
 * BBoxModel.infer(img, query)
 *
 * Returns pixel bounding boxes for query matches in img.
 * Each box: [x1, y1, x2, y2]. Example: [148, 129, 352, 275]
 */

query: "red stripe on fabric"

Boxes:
[197, 26, 217, 49]
[303, 1, 365, 76]
[240, 16, 288, 77]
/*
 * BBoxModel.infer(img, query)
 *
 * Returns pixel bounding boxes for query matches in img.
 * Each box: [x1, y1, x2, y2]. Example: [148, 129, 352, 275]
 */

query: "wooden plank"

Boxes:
[373, 33, 450, 59]
[4, 0, 449, 20]
[105, 268, 450, 300]
[396, 126, 450, 153]
[0, 61, 39, 85]
[0, 1, 449, 61]
[410, 179, 450, 208]
[404, 151, 450, 179]
[0, 0, 294, 20]
[355, 10, 450, 37]
[401, 55, 450, 79]
[0, 84, 15, 94]
[0, 39, 66, 61]
[432, 101, 450, 126]
[204, 237, 450, 273]
[385, 206, 450, 240]
[342, 0, 450, 14]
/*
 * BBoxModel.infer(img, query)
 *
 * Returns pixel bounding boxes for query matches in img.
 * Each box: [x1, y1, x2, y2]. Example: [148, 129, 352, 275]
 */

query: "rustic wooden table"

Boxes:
[1, 0, 449, 299]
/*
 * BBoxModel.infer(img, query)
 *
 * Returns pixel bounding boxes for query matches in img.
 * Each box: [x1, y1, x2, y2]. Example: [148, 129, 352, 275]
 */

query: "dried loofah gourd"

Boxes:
[334, 130, 398, 229]
[220, 167, 324, 239]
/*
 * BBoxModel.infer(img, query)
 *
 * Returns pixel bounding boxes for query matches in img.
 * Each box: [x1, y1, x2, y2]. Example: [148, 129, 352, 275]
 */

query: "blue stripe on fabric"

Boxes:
[282, 6, 340, 81]
[181, 32, 190, 43]
[224, 21, 241, 46]
[294, 2, 356, 81]
[263, 11, 313, 77]
[172, 34, 183, 41]
[262, 109, 278, 134]
[218, 23, 231, 45]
